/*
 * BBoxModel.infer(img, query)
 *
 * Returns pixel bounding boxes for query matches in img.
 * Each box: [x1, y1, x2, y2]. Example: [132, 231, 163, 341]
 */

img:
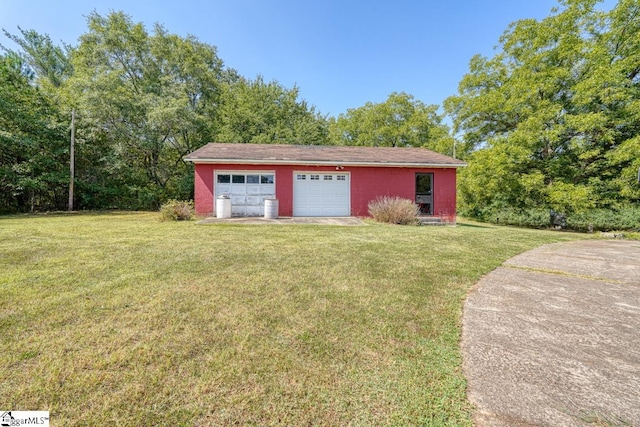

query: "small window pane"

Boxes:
[297, 174, 306, 180]
[323, 175, 333, 180]
[217, 174, 230, 183]
[261, 174, 274, 184]
[337, 175, 346, 181]
[232, 175, 245, 184]
[310, 174, 320, 180]
[247, 175, 259, 184]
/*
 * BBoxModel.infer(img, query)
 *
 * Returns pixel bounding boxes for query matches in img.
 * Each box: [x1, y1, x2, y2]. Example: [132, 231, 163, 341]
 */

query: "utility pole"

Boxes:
[68, 109, 75, 211]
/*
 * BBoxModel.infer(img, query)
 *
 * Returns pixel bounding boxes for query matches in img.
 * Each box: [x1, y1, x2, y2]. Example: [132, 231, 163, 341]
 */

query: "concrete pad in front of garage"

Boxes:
[198, 216, 366, 226]
[462, 240, 640, 427]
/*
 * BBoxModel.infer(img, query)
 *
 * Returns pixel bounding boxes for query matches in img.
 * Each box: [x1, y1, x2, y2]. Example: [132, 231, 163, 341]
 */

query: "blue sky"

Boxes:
[0, 0, 617, 117]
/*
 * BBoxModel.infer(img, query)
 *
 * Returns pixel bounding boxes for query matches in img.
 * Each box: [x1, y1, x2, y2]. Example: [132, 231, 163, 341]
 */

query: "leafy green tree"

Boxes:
[215, 75, 329, 145]
[1, 26, 73, 89]
[2, 26, 77, 210]
[0, 53, 68, 212]
[446, 0, 640, 217]
[2, 11, 333, 211]
[329, 92, 456, 155]
[67, 11, 225, 208]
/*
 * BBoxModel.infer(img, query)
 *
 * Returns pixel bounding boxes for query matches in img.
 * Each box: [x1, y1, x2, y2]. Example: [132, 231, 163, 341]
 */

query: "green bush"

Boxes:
[368, 196, 420, 225]
[473, 205, 640, 232]
[159, 200, 195, 221]
[492, 208, 551, 229]
[567, 207, 640, 232]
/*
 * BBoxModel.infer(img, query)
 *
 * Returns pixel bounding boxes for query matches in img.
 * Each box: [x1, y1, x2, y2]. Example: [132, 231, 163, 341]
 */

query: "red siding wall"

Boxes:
[193, 164, 458, 220]
[194, 165, 214, 215]
[349, 167, 457, 219]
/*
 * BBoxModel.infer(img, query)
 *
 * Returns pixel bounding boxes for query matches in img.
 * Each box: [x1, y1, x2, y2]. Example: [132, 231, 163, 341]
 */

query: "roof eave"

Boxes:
[183, 158, 467, 168]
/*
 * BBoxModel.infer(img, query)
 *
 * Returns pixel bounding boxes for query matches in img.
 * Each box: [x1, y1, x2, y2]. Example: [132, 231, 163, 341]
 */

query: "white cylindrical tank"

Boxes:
[216, 195, 231, 218]
[264, 199, 279, 219]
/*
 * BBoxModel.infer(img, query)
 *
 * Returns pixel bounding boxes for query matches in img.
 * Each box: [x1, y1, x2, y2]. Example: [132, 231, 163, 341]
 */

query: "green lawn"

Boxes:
[1, 212, 585, 426]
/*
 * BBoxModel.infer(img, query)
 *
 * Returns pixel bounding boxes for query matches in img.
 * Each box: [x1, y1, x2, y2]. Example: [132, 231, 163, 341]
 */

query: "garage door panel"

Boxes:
[245, 205, 261, 216]
[231, 195, 246, 205]
[246, 185, 261, 195]
[231, 206, 244, 216]
[261, 184, 275, 194]
[215, 171, 275, 217]
[293, 173, 350, 217]
[217, 184, 231, 194]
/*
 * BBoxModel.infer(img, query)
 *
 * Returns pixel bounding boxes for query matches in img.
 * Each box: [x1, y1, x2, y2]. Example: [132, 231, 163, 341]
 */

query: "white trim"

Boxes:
[185, 158, 465, 168]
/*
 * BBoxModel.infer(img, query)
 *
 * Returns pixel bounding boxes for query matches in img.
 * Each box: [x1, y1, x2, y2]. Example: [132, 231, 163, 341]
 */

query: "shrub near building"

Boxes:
[368, 196, 420, 225]
[160, 200, 195, 221]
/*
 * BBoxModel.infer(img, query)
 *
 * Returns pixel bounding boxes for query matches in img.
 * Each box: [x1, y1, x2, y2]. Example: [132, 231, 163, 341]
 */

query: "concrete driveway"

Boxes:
[198, 216, 365, 225]
[462, 240, 640, 426]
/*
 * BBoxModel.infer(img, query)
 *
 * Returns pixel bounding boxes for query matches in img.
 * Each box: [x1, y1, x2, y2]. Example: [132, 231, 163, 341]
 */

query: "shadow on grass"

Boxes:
[456, 221, 493, 229]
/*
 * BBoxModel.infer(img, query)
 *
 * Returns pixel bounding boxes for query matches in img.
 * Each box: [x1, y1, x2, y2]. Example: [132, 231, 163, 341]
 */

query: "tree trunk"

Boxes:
[68, 109, 75, 211]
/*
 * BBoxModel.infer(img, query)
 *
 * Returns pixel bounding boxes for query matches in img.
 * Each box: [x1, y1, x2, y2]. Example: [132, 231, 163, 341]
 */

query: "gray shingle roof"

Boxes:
[184, 143, 466, 167]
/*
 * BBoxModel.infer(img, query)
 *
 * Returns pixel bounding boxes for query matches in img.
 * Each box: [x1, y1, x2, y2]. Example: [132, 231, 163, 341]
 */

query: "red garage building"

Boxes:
[184, 143, 466, 221]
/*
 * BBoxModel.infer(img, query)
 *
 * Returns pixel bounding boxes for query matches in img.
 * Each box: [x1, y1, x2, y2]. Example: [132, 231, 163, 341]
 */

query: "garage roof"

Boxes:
[184, 143, 466, 168]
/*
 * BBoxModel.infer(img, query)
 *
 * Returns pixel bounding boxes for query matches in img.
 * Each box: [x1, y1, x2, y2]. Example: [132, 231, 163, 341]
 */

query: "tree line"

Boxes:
[446, 0, 640, 222]
[1, 11, 452, 212]
[1, 1, 639, 223]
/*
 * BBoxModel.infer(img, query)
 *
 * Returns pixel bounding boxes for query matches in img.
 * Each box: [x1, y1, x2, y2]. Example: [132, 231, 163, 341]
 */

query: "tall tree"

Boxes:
[215, 75, 329, 145]
[445, 0, 640, 216]
[68, 11, 226, 207]
[329, 92, 456, 155]
[2, 27, 77, 210]
[0, 53, 68, 212]
[1, 26, 73, 89]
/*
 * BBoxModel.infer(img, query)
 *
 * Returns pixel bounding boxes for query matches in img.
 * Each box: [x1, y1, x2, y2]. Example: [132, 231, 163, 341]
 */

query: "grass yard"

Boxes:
[1, 212, 585, 426]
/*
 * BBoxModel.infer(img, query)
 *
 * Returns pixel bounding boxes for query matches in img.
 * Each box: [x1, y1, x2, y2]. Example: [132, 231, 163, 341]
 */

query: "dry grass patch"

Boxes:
[0, 213, 584, 425]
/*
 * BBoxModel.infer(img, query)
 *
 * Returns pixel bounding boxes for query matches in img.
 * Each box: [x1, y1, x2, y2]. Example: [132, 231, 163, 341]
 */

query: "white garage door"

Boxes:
[215, 172, 275, 216]
[293, 173, 350, 216]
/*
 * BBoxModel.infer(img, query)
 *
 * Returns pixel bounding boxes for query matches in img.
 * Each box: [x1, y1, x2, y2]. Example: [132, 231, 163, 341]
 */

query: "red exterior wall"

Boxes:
[349, 166, 458, 219]
[193, 163, 458, 220]
[194, 165, 214, 215]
